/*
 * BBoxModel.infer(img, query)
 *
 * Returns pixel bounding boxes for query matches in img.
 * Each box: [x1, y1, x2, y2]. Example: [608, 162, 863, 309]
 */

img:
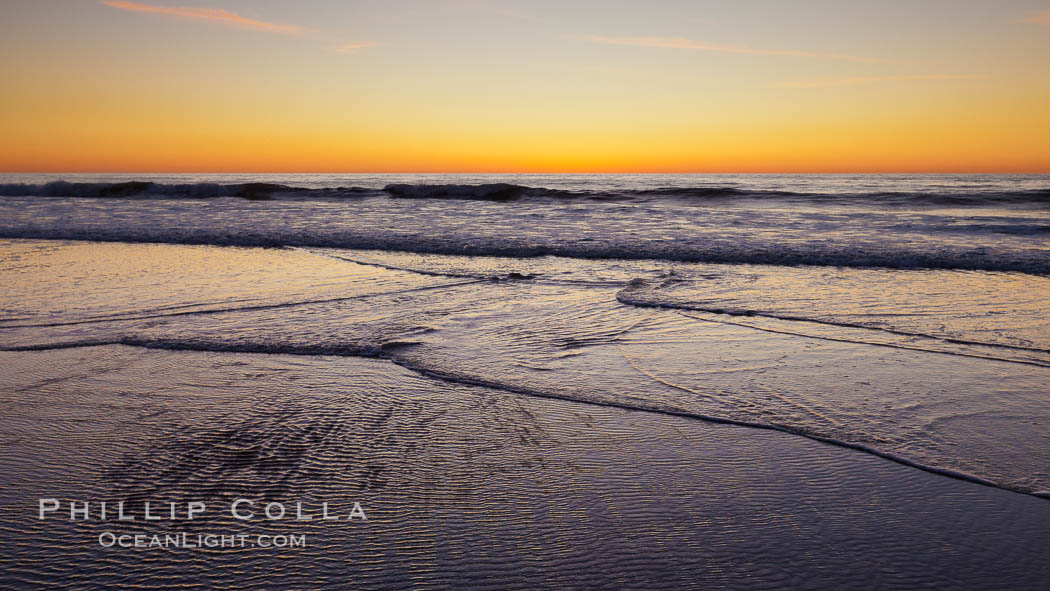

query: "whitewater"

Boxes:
[1, 173, 1048, 273]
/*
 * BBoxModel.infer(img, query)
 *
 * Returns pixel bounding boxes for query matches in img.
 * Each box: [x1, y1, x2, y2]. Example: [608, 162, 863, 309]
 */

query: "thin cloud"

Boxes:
[784, 74, 976, 88]
[333, 41, 381, 53]
[1021, 10, 1050, 24]
[100, 1, 303, 34]
[585, 35, 880, 63]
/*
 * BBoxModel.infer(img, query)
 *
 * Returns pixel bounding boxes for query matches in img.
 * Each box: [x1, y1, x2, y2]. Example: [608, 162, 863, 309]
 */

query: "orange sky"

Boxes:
[2, 1, 1049, 172]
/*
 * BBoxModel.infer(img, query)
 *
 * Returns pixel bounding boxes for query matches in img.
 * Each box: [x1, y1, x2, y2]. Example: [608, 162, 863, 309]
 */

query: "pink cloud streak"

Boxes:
[586, 35, 880, 63]
[101, 1, 303, 34]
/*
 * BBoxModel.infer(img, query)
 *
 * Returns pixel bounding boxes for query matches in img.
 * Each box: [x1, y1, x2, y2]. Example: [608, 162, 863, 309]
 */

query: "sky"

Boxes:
[1, 0, 1049, 173]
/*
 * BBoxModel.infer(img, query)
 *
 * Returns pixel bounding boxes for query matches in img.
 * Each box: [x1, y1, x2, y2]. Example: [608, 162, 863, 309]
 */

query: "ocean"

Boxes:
[2, 173, 1049, 588]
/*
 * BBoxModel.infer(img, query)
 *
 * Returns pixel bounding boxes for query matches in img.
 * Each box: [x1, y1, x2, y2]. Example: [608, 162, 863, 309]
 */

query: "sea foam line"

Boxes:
[613, 288, 1050, 367]
[0, 279, 485, 329]
[1, 338, 1040, 499]
[3, 229, 1050, 275]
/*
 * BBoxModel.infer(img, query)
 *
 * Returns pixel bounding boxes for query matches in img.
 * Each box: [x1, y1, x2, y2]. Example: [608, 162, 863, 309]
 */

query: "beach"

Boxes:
[1, 174, 1050, 588]
[5, 0, 1050, 585]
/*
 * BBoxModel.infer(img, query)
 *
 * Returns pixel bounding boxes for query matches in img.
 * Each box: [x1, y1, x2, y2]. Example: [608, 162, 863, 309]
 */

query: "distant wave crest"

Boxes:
[2, 181, 1049, 205]
[0, 181, 309, 200]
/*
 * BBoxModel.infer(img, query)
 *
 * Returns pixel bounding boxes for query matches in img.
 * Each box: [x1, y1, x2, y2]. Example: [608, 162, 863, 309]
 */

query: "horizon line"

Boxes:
[3, 170, 1049, 175]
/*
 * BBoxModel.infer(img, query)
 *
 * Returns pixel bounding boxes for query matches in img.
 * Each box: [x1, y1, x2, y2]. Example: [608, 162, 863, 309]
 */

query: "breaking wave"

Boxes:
[3, 181, 1049, 206]
[2, 226, 1048, 274]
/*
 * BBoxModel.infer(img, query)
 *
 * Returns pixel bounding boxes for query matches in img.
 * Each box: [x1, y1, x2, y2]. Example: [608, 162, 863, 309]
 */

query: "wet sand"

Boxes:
[2, 239, 1049, 589]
